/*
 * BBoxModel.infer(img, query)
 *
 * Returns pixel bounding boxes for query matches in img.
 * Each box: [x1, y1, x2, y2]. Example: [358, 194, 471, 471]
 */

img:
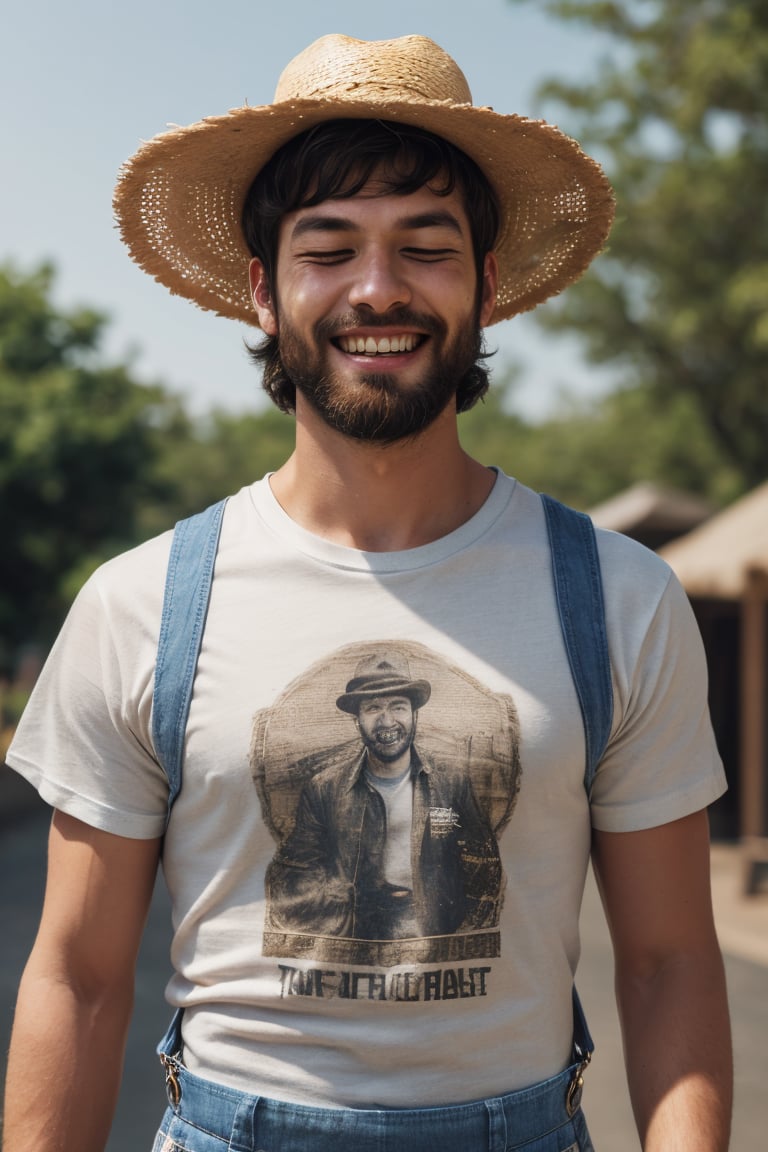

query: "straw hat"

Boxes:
[114, 33, 615, 328]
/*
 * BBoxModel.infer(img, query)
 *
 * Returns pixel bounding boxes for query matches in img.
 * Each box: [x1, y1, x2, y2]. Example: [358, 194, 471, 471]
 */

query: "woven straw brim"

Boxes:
[114, 98, 615, 327]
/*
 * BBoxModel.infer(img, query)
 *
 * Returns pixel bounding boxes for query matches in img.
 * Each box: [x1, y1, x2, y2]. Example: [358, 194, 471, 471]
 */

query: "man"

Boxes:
[265, 651, 504, 954]
[3, 33, 731, 1152]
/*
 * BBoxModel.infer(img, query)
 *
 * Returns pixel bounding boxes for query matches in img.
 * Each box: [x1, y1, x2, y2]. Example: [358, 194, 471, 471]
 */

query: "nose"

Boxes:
[347, 250, 411, 314]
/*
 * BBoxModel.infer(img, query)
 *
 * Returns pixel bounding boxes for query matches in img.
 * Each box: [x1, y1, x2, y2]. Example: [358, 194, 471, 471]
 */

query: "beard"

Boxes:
[359, 722, 415, 764]
[276, 306, 484, 444]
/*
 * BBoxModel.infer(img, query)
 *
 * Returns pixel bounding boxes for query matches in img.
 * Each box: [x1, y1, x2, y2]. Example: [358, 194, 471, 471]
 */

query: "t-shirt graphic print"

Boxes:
[251, 640, 522, 968]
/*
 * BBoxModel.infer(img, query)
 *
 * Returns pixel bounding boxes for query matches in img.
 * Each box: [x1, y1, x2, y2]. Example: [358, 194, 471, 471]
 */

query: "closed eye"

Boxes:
[298, 249, 355, 264]
[402, 247, 460, 262]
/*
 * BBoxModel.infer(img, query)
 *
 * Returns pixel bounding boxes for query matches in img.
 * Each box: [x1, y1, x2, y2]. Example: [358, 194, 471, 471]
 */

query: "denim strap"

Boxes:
[541, 494, 613, 795]
[151, 498, 228, 826]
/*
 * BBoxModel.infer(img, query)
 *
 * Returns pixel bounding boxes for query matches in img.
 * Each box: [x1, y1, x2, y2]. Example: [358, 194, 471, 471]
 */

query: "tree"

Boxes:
[508, 0, 768, 491]
[0, 264, 180, 659]
[460, 374, 738, 509]
[144, 407, 297, 536]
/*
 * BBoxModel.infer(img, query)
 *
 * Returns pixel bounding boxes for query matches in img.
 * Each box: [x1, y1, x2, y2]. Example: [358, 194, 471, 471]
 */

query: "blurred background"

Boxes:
[2, 1, 767, 1148]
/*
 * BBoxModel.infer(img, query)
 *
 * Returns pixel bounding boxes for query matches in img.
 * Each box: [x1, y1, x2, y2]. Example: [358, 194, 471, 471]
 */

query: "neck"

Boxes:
[269, 398, 495, 551]
[366, 749, 413, 780]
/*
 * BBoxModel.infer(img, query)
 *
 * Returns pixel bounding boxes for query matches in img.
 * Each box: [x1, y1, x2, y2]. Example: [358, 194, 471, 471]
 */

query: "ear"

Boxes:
[248, 258, 278, 335]
[478, 252, 499, 328]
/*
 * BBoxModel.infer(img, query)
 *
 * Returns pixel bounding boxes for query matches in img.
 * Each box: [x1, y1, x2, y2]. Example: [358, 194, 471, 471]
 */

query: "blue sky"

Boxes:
[2, 0, 617, 420]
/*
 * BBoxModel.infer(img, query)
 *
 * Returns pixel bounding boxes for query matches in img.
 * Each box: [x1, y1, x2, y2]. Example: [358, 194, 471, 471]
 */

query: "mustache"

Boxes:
[315, 309, 446, 340]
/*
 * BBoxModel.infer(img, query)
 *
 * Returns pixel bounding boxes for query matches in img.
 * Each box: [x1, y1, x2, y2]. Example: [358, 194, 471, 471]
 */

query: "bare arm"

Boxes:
[3, 811, 161, 1152]
[592, 809, 732, 1152]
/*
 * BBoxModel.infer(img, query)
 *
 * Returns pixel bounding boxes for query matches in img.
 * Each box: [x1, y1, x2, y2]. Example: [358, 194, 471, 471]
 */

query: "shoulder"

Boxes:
[595, 522, 674, 588]
[594, 525, 677, 625]
[86, 530, 174, 617]
[591, 526, 705, 689]
[51, 531, 175, 675]
[510, 481, 680, 627]
[83, 489, 252, 627]
[416, 746, 470, 789]
[307, 749, 364, 792]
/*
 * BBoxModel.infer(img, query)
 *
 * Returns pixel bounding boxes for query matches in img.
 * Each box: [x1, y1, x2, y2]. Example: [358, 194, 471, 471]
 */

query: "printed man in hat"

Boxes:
[4, 32, 731, 1152]
[265, 652, 503, 950]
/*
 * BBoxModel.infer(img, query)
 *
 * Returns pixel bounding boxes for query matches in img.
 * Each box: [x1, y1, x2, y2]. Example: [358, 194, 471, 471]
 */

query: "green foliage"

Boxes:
[460, 377, 739, 509]
[0, 264, 179, 653]
[143, 407, 296, 536]
[508, 0, 768, 490]
[0, 262, 105, 376]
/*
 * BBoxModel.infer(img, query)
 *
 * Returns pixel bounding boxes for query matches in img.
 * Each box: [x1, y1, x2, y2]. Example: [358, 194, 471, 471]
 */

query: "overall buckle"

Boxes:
[160, 1052, 182, 1107]
[565, 1050, 591, 1116]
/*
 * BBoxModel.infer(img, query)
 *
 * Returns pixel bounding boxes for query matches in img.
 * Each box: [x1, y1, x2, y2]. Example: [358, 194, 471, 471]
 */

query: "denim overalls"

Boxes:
[150, 494, 612, 1152]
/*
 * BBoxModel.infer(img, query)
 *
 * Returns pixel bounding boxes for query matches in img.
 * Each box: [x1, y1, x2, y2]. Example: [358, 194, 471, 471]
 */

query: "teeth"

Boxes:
[339, 334, 418, 355]
[376, 727, 401, 744]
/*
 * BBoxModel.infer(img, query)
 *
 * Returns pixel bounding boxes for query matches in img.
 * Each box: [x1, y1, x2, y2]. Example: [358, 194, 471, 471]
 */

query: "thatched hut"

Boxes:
[590, 482, 713, 551]
[659, 483, 768, 891]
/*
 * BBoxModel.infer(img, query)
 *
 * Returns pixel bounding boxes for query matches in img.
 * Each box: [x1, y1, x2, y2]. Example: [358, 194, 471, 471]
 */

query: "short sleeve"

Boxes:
[5, 542, 171, 838]
[590, 556, 727, 832]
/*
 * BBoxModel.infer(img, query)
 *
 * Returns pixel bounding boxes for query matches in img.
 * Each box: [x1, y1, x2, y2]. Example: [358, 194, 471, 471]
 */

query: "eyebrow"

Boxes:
[290, 209, 466, 242]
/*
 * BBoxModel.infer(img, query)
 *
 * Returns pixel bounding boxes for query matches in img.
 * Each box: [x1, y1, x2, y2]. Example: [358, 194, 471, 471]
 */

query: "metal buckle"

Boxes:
[565, 1051, 591, 1116]
[160, 1052, 182, 1107]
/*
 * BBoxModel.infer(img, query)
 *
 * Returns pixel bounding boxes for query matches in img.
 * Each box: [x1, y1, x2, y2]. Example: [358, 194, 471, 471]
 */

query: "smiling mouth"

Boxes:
[374, 726, 404, 745]
[336, 334, 422, 356]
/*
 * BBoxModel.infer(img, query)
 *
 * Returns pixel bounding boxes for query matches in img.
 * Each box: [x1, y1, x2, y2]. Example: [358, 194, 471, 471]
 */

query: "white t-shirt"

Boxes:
[6, 472, 725, 1107]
